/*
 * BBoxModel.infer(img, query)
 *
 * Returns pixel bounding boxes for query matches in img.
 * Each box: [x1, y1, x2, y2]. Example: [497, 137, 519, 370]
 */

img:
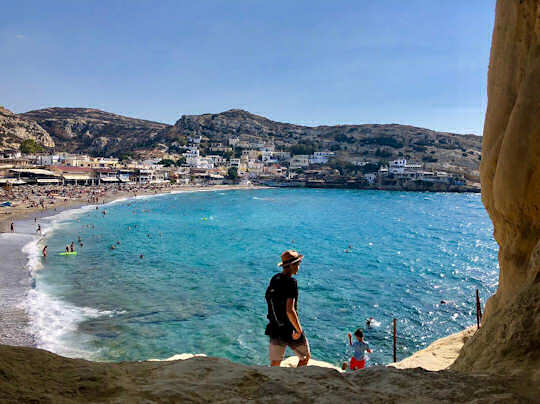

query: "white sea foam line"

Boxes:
[21, 234, 44, 273]
[17, 203, 114, 358]
[24, 287, 125, 358]
[19, 187, 260, 357]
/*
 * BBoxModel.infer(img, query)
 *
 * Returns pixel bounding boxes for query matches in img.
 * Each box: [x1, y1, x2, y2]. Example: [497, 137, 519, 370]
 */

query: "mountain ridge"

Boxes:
[0, 106, 482, 174]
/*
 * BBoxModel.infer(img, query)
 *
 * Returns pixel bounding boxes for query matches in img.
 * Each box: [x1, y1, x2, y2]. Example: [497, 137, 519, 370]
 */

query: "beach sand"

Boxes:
[0, 183, 265, 233]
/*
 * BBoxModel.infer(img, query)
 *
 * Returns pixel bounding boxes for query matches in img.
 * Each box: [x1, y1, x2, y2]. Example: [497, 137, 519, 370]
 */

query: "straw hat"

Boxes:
[278, 250, 304, 267]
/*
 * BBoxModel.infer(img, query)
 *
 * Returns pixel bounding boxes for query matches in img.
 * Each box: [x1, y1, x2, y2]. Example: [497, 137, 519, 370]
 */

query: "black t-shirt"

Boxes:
[265, 272, 298, 341]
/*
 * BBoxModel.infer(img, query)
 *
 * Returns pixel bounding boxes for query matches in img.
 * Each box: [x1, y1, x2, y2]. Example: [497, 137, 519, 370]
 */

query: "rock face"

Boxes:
[20, 107, 170, 156]
[165, 109, 482, 173]
[0, 345, 530, 403]
[452, 0, 540, 382]
[0, 106, 55, 151]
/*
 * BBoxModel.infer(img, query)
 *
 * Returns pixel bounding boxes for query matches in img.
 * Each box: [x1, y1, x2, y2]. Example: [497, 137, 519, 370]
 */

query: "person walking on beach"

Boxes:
[265, 250, 311, 367]
[10, 222, 14, 232]
[42, 245, 47, 258]
[36, 224, 41, 234]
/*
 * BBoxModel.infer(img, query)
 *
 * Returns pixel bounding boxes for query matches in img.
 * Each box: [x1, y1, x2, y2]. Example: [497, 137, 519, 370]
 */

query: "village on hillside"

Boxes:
[0, 134, 479, 193]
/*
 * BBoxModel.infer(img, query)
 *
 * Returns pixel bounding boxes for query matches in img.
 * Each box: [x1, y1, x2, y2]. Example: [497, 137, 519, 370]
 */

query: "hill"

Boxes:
[165, 109, 482, 173]
[0, 106, 55, 152]
[19, 107, 171, 156]
[7, 107, 482, 174]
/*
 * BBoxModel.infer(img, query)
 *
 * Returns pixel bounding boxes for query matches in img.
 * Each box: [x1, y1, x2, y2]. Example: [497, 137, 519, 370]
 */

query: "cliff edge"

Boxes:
[0, 345, 528, 403]
[452, 0, 540, 382]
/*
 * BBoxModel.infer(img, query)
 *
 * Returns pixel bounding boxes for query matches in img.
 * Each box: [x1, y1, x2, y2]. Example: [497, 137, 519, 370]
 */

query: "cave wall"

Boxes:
[453, 0, 540, 380]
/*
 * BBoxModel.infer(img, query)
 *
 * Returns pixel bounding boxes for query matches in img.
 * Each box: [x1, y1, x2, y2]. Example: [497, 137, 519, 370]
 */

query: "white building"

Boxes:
[309, 151, 335, 165]
[188, 136, 202, 144]
[364, 173, 377, 184]
[183, 149, 200, 167]
[388, 159, 422, 175]
[289, 155, 310, 169]
[196, 157, 215, 169]
[273, 151, 291, 161]
[37, 154, 62, 166]
[206, 155, 224, 166]
[247, 160, 264, 174]
[261, 150, 278, 164]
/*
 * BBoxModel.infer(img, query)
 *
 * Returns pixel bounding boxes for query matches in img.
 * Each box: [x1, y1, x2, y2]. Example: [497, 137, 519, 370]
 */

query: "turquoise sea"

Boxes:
[28, 189, 499, 367]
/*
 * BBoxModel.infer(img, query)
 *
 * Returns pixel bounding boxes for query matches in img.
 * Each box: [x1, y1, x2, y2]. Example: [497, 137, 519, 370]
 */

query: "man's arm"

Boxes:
[347, 332, 353, 346]
[286, 298, 302, 339]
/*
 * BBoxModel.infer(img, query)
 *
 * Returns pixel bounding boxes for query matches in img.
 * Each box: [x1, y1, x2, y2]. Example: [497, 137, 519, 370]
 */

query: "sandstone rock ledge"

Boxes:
[390, 327, 476, 371]
[0, 345, 531, 403]
[452, 0, 540, 385]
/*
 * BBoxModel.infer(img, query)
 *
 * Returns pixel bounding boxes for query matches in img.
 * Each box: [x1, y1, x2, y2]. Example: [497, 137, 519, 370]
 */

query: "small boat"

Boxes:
[59, 251, 77, 256]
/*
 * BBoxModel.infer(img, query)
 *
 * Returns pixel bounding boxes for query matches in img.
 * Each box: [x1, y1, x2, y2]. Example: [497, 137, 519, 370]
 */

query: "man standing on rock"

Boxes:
[265, 250, 311, 367]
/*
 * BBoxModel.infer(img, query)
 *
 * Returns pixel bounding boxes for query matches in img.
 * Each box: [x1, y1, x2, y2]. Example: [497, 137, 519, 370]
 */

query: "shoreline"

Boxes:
[1, 184, 480, 373]
[0, 184, 266, 348]
[0, 183, 268, 233]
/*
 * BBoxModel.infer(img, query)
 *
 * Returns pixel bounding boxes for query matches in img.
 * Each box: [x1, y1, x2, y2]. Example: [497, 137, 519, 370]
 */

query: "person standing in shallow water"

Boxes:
[265, 250, 311, 367]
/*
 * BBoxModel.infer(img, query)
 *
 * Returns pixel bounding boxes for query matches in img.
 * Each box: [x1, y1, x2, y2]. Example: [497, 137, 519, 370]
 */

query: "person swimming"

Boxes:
[70, 242, 75, 252]
[366, 317, 374, 328]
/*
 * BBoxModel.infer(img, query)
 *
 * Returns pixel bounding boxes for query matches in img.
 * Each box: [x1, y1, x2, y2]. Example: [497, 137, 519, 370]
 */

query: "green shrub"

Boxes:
[19, 139, 45, 153]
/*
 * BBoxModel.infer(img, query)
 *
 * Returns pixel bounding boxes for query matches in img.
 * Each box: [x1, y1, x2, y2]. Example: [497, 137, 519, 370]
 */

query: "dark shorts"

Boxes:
[269, 335, 310, 362]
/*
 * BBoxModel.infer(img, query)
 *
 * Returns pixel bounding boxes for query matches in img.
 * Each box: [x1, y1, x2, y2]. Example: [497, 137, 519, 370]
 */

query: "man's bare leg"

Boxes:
[271, 360, 281, 367]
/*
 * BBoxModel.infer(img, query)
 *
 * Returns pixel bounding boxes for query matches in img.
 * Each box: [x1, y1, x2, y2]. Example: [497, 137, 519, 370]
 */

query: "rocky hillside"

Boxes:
[19, 107, 171, 156]
[10, 106, 482, 174]
[166, 109, 482, 173]
[0, 107, 55, 152]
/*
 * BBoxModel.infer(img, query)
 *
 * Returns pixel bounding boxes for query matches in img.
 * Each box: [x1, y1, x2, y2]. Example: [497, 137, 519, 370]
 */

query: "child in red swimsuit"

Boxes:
[346, 328, 372, 370]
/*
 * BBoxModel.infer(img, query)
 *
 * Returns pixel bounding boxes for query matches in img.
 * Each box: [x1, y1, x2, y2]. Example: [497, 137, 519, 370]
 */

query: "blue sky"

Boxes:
[1, 0, 495, 134]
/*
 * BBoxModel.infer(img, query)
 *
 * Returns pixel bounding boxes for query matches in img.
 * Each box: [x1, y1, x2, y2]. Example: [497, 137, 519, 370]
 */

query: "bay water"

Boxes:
[27, 189, 498, 366]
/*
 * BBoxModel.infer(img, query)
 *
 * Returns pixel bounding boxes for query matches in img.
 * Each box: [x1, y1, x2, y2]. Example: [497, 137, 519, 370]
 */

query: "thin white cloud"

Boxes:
[15, 34, 25, 39]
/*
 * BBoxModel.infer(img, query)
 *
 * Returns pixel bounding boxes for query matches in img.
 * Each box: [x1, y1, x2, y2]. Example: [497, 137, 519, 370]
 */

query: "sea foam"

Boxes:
[25, 287, 112, 358]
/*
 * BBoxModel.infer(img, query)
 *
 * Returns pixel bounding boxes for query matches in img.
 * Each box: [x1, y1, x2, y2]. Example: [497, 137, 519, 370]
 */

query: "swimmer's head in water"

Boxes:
[354, 329, 364, 339]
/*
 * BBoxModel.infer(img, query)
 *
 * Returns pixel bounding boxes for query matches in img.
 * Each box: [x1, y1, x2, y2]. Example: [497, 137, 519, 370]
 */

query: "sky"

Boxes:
[0, 0, 496, 135]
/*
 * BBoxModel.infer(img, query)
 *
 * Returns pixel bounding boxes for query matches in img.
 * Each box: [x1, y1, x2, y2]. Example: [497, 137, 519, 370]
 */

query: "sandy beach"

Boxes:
[0, 183, 265, 233]
[0, 183, 266, 348]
